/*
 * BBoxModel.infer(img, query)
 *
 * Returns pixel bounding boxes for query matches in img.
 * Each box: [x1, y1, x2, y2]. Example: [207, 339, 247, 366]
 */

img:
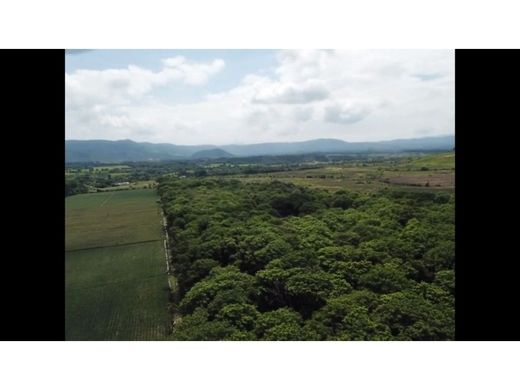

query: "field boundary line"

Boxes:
[66, 273, 166, 292]
[160, 206, 183, 333]
[65, 239, 163, 253]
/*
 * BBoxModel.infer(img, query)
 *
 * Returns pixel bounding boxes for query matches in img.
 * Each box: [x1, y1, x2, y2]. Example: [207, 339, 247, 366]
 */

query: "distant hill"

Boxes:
[221, 136, 454, 156]
[65, 139, 213, 163]
[191, 148, 234, 159]
[65, 135, 454, 163]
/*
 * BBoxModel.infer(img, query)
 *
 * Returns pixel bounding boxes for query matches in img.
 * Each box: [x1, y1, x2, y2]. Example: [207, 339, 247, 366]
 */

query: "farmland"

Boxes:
[223, 152, 454, 193]
[65, 189, 170, 340]
[65, 151, 454, 340]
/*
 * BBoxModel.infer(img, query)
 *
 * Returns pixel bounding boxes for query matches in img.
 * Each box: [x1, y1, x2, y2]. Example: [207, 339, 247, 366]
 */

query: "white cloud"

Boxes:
[293, 107, 313, 122]
[161, 56, 225, 85]
[66, 56, 225, 109]
[324, 101, 371, 124]
[275, 49, 337, 82]
[66, 50, 454, 145]
[251, 82, 329, 104]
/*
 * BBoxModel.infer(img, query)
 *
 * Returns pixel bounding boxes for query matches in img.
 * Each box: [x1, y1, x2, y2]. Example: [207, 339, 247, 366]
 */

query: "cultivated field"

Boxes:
[225, 152, 455, 193]
[65, 189, 170, 340]
[66, 189, 162, 251]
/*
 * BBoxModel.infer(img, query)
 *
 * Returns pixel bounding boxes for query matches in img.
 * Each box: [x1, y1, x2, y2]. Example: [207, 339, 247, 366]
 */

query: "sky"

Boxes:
[65, 49, 454, 145]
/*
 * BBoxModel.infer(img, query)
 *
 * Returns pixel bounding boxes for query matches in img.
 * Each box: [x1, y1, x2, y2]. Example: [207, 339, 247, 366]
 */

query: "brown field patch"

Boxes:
[382, 171, 454, 188]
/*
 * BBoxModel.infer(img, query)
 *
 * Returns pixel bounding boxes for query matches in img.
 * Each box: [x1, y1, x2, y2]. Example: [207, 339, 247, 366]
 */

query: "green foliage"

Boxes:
[65, 176, 89, 197]
[171, 308, 235, 341]
[359, 261, 412, 293]
[255, 308, 302, 337]
[306, 291, 390, 340]
[234, 232, 290, 274]
[374, 290, 454, 340]
[263, 322, 312, 341]
[255, 308, 318, 340]
[179, 266, 258, 316]
[216, 304, 260, 331]
[434, 270, 455, 294]
[184, 258, 219, 288]
[160, 177, 454, 340]
[285, 270, 352, 317]
[330, 190, 355, 209]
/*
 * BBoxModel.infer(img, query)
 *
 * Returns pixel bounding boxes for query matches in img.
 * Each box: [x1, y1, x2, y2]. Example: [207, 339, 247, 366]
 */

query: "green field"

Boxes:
[66, 189, 162, 251]
[224, 152, 455, 193]
[65, 189, 170, 340]
[396, 152, 455, 170]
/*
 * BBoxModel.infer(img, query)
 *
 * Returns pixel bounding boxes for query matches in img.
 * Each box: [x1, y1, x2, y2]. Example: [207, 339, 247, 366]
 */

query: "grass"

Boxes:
[65, 189, 170, 340]
[396, 152, 455, 171]
[222, 152, 455, 193]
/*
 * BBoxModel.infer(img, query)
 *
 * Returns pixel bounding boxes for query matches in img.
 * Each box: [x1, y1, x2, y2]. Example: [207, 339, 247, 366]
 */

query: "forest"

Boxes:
[158, 177, 454, 340]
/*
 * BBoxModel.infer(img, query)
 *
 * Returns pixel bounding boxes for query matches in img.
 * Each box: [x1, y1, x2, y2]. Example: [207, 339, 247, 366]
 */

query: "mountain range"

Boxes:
[65, 135, 454, 163]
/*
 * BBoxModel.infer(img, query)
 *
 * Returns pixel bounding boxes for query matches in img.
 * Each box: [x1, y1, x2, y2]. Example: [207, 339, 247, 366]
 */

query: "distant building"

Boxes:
[115, 182, 130, 186]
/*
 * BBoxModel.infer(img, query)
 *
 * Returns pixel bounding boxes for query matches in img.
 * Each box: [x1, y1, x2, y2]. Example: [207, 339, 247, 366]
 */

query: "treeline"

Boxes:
[65, 151, 428, 185]
[65, 174, 122, 197]
[66, 160, 321, 186]
[65, 176, 90, 197]
[158, 178, 454, 340]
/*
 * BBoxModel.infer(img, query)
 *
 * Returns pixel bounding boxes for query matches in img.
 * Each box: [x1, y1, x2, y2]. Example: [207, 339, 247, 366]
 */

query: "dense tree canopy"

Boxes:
[158, 178, 454, 340]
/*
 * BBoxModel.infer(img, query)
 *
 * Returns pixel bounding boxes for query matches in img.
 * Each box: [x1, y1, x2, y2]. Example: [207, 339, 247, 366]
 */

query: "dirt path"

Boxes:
[160, 207, 182, 332]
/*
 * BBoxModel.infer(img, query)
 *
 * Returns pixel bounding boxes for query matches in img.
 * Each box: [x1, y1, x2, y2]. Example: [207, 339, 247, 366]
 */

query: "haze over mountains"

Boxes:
[65, 135, 454, 163]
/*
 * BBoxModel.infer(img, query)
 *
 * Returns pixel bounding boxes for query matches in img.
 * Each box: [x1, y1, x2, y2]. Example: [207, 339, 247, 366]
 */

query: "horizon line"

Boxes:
[65, 133, 454, 147]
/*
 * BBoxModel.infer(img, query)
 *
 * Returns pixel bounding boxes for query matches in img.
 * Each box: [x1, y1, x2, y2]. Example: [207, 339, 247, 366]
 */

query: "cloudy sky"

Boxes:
[66, 49, 454, 145]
